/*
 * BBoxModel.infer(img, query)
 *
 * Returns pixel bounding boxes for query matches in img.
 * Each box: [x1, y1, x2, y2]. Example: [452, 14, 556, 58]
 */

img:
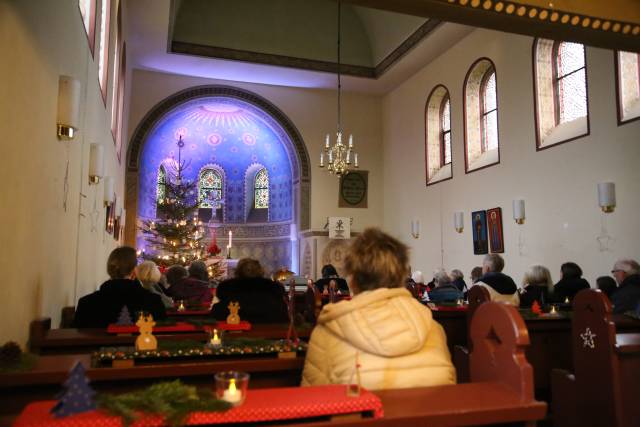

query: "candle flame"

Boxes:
[228, 378, 237, 394]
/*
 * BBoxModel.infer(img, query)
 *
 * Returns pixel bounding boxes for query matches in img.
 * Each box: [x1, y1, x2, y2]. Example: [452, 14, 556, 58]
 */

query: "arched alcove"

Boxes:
[125, 85, 310, 273]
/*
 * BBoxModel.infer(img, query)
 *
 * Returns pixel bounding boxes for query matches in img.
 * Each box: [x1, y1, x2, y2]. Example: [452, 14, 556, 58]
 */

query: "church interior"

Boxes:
[1, 0, 639, 425]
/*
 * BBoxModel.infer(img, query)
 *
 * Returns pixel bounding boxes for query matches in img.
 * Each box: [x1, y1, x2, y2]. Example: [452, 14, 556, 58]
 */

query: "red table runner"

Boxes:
[167, 309, 211, 316]
[106, 322, 199, 334]
[107, 321, 252, 334]
[14, 385, 383, 426]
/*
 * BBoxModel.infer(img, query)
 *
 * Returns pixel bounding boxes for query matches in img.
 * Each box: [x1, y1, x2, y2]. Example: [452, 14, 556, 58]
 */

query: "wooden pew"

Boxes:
[28, 318, 312, 355]
[7, 300, 546, 426]
[0, 353, 304, 416]
[551, 289, 640, 427]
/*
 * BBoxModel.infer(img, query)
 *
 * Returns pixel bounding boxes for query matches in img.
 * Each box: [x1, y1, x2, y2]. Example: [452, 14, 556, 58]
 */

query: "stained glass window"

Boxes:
[617, 51, 640, 122]
[441, 96, 451, 165]
[254, 168, 269, 209]
[198, 169, 222, 208]
[97, 0, 111, 98]
[79, 0, 96, 54]
[481, 70, 498, 152]
[555, 42, 587, 124]
[156, 166, 166, 205]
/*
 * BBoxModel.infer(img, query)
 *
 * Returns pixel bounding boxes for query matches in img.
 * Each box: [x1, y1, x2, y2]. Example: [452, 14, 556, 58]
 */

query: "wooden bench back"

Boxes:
[553, 289, 640, 427]
[469, 300, 534, 401]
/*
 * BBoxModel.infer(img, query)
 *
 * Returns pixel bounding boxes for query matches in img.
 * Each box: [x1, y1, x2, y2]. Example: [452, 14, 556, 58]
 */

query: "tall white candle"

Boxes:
[354, 153, 358, 167]
[320, 152, 324, 167]
[228, 230, 232, 247]
[325, 134, 330, 148]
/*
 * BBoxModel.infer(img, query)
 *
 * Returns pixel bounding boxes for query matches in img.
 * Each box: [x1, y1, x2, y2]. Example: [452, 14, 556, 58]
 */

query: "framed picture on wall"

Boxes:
[471, 210, 488, 255]
[487, 207, 504, 253]
[338, 171, 368, 208]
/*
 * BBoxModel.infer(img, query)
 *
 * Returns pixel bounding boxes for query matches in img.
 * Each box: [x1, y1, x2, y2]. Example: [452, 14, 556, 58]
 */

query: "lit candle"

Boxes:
[320, 152, 324, 167]
[177, 300, 185, 311]
[564, 297, 569, 304]
[210, 329, 221, 347]
[328, 151, 333, 164]
[228, 230, 232, 247]
[550, 305, 558, 314]
[354, 153, 358, 167]
[223, 379, 242, 404]
[348, 135, 353, 148]
[325, 134, 330, 149]
[346, 149, 351, 164]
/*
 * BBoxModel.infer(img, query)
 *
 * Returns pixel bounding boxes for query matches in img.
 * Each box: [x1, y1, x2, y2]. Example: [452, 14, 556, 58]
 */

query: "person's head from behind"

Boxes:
[321, 264, 338, 279]
[188, 261, 208, 281]
[522, 265, 553, 291]
[482, 254, 504, 274]
[166, 265, 188, 287]
[411, 270, 424, 284]
[560, 262, 582, 280]
[596, 276, 617, 297]
[135, 261, 161, 290]
[470, 266, 483, 283]
[434, 269, 451, 288]
[235, 258, 265, 279]
[611, 258, 640, 285]
[450, 269, 464, 282]
[343, 227, 409, 294]
[107, 246, 138, 280]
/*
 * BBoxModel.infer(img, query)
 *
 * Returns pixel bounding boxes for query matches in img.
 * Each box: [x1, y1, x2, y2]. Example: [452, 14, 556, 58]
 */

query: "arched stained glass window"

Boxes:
[199, 168, 222, 208]
[554, 42, 587, 125]
[254, 168, 269, 209]
[481, 70, 498, 152]
[156, 166, 166, 205]
[616, 50, 640, 123]
[441, 96, 451, 165]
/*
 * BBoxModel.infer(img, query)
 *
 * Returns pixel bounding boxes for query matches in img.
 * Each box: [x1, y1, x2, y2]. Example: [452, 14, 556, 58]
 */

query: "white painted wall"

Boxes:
[0, 1, 129, 345]
[127, 69, 384, 234]
[382, 28, 640, 287]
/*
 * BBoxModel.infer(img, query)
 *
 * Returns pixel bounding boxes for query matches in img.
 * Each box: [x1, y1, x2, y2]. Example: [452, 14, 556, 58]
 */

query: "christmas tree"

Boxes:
[116, 306, 133, 325]
[51, 362, 96, 417]
[139, 136, 206, 267]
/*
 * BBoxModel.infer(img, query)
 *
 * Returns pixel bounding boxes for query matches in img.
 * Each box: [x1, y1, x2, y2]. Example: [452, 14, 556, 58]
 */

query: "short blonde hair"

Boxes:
[344, 228, 409, 292]
[522, 265, 553, 291]
[135, 261, 161, 290]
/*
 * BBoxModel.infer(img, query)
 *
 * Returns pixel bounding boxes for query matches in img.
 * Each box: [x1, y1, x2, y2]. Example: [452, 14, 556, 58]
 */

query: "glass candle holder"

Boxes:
[215, 371, 249, 406]
[207, 328, 224, 348]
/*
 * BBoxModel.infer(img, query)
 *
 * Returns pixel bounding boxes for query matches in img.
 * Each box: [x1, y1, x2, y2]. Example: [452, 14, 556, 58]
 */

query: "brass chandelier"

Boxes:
[319, 0, 359, 177]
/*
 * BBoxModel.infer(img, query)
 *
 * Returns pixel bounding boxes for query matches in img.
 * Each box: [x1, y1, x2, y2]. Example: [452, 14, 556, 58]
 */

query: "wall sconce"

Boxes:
[88, 143, 104, 184]
[598, 182, 616, 213]
[454, 212, 464, 233]
[57, 76, 81, 140]
[103, 176, 114, 206]
[411, 218, 420, 239]
[513, 199, 526, 224]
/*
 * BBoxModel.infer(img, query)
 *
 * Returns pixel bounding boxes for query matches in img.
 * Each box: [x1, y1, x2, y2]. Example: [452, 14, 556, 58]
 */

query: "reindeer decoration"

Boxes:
[135, 313, 157, 351]
[226, 301, 241, 325]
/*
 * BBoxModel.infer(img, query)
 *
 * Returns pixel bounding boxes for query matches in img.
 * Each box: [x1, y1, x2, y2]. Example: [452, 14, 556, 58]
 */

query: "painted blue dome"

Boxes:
[138, 96, 293, 223]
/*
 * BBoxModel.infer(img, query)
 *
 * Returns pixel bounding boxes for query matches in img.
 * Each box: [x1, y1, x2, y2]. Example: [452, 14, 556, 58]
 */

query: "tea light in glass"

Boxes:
[209, 328, 222, 347]
[215, 371, 249, 406]
[550, 305, 558, 315]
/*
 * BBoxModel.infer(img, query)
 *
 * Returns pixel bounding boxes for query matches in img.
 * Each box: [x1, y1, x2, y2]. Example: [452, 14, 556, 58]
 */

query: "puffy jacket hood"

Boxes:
[316, 287, 431, 357]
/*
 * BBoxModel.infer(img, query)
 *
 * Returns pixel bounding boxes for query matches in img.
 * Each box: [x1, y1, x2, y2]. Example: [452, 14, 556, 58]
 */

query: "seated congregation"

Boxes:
[8, 226, 640, 426]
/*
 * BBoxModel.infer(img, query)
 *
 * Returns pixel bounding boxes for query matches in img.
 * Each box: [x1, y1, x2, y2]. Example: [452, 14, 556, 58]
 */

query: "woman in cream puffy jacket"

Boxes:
[301, 228, 456, 390]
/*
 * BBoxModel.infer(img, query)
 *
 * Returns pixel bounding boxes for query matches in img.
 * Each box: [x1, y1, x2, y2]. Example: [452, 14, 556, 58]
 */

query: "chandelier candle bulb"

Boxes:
[349, 135, 353, 148]
[320, 152, 324, 167]
[325, 134, 330, 149]
[354, 153, 358, 168]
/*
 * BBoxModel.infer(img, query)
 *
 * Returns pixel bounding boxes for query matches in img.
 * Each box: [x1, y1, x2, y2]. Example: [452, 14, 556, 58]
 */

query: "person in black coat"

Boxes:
[553, 262, 590, 303]
[610, 258, 640, 314]
[596, 276, 617, 299]
[314, 264, 349, 293]
[211, 258, 288, 323]
[519, 265, 554, 308]
[74, 247, 166, 328]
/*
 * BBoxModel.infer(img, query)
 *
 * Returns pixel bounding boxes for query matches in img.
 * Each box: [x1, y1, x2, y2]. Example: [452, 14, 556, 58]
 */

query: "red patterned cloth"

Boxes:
[166, 309, 211, 316]
[106, 322, 199, 334]
[215, 321, 251, 331]
[14, 385, 383, 426]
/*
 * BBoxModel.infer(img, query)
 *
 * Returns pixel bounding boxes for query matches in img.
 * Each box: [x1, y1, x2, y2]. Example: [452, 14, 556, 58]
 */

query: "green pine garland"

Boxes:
[97, 380, 232, 427]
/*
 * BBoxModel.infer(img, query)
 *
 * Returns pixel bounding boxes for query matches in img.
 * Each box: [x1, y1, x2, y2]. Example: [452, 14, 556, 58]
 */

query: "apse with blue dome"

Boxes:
[138, 97, 293, 225]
